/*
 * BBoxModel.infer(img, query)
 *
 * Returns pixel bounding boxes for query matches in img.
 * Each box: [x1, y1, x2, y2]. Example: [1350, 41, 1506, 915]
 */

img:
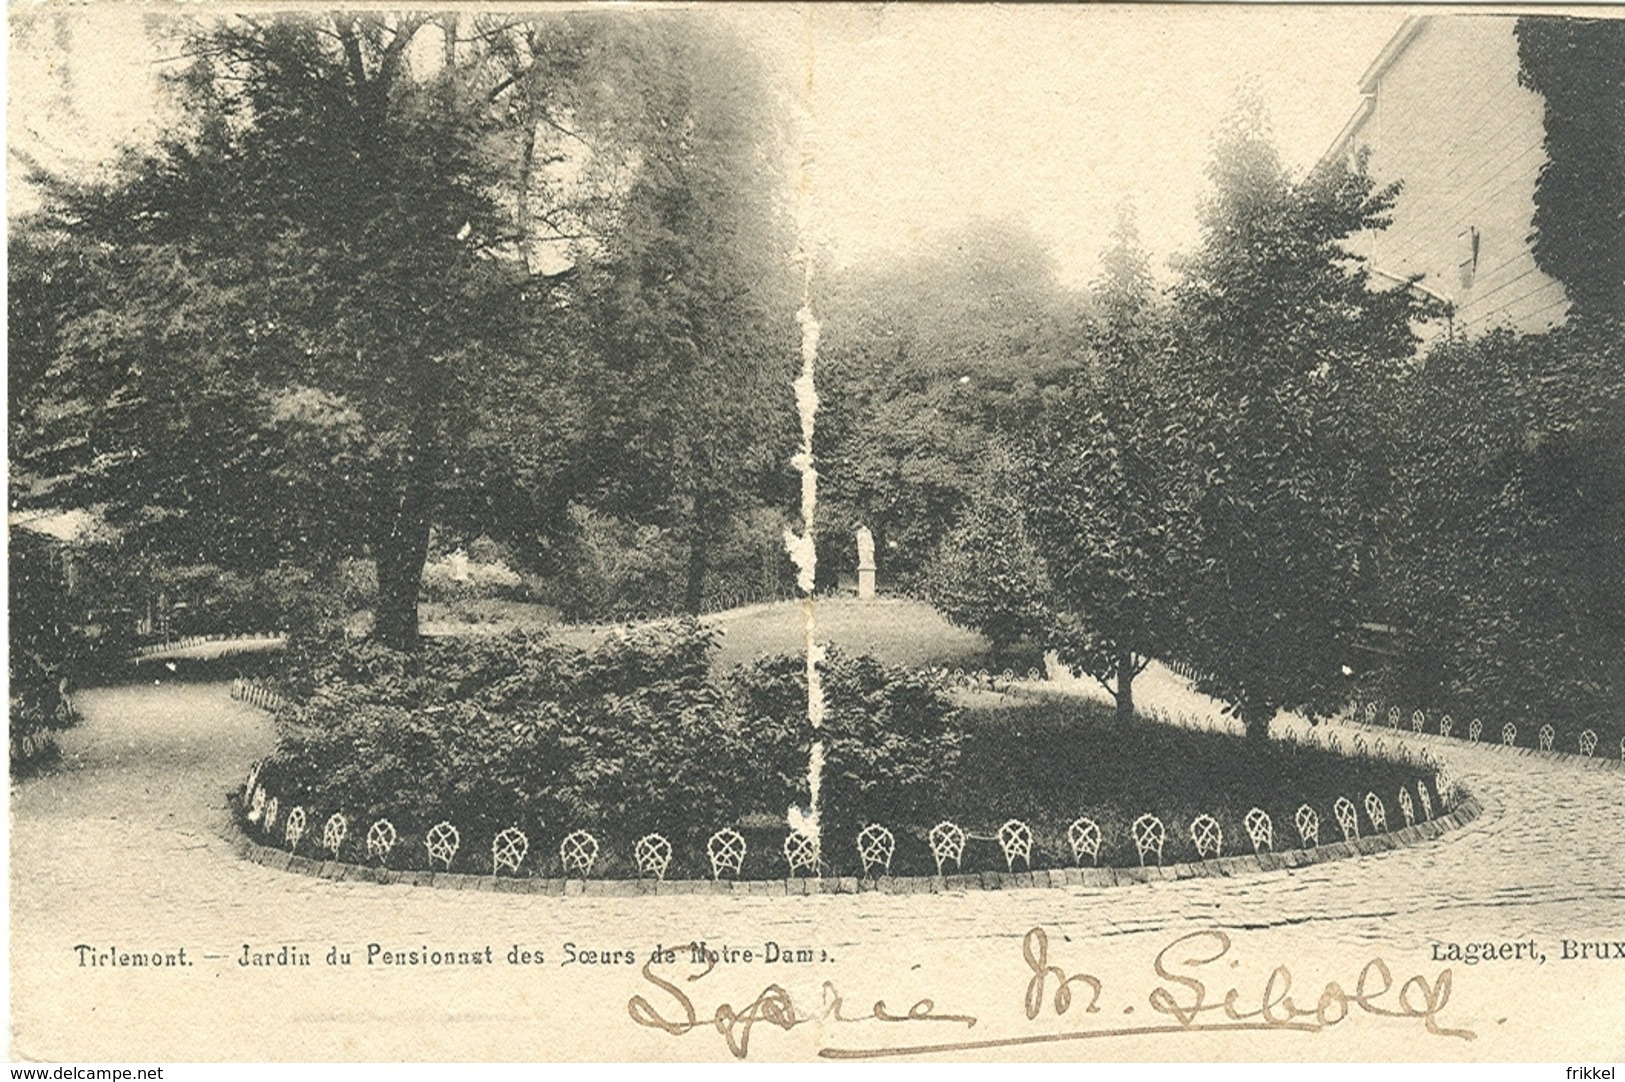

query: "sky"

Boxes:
[788, 6, 1404, 285]
[5, 4, 1407, 290]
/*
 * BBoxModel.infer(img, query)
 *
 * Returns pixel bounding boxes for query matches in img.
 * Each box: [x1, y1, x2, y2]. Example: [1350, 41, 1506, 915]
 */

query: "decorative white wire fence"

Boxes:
[132, 631, 285, 657]
[235, 764, 1458, 881]
[229, 670, 1467, 881]
[1346, 700, 1621, 762]
[231, 678, 291, 712]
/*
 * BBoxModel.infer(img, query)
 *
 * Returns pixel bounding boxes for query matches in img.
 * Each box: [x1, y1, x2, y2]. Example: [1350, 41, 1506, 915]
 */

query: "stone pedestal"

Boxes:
[855, 526, 877, 600]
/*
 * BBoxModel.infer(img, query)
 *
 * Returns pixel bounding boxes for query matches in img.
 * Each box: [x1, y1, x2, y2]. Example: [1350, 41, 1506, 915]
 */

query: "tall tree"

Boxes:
[1021, 206, 1200, 725]
[13, 16, 541, 649]
[1170, 93, 1433, 737]
[12, 14, 795, 644]
[921, 208, 1200, 724]
[564, 15, 802, 613]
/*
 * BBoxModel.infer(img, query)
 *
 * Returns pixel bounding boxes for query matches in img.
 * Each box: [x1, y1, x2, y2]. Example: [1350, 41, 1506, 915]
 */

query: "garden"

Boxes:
[13, 11, 1619, 905]
[237, 616, 1449, 882]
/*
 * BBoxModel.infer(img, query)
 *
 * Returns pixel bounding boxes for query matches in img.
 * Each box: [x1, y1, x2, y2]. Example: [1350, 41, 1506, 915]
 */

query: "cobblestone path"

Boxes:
[10, 676, 1624, 1063]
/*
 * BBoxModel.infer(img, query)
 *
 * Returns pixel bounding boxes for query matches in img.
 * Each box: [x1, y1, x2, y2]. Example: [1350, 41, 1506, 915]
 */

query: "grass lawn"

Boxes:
[424, 595, 1026, 675]
[701, 597, 1021, 671]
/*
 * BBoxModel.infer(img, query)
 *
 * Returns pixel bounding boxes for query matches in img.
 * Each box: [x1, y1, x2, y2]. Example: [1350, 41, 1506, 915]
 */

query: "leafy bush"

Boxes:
[919, 471, 1055, 658]
[1382, 320, 1625, 733]
[10, 527, 84, 774]
[258, 622, 963, 873]
[419, 551, 526, 603]
[200, 563, 357, 636]
[547, 504, 687, 622]
[540, 504, 801, 623]
[9, 650, 64, 727]
[64, 554, 370, 646]
[731, 648, 965, 844]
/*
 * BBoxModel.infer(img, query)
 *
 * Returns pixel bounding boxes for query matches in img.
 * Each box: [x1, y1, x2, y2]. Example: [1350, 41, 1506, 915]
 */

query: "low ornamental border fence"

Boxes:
[1344, 700, 1624, 767]
[131, 631, 286, 658]
[231, 767, 1473, 889]
[229, 669, 1465, 884]
[231, 736, 1460, 883]
[231, 678, 291, 713]
[1165, 659, 1219, 685]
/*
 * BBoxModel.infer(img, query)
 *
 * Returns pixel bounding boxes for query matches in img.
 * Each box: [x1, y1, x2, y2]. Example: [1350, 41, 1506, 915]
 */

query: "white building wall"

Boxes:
[1339, 16, 1570, 337]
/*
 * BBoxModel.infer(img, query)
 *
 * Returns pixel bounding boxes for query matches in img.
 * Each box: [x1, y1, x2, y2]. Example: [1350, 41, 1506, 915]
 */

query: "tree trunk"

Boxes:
[372, 458, 434, 651]
[683, 511, 708, 615]
[1114, 649, 1136, 726]
[682, 465, 711, 615]
[373, 526, 429, 651]
[1241, 703, 1273, 742]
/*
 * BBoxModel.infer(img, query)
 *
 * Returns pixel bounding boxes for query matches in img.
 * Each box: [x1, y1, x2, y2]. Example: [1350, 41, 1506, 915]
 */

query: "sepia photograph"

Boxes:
[7, 2, 1624, 1068]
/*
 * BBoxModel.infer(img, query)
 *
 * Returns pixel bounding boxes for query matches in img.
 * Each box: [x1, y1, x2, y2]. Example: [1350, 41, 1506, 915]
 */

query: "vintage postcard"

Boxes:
[8, 2, 1624, 1069]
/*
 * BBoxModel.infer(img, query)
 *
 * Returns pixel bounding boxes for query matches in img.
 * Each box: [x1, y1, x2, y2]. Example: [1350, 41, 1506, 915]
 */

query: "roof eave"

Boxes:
[1358, 15, 1429, 94]
[1321, 96, 1375, 168]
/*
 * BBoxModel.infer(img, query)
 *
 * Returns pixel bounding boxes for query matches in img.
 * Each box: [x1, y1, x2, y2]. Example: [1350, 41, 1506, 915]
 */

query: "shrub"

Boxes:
[1383, 319, 1625, 734]
[258, 624, 967, 873]
[419, 551, 526, 603]
[540, 504, 802, 623]
[917, 462, 1055, 659]
[547, 505, 687, 622]
[9, 646, 73, 775]
[731, 648, 964, 844]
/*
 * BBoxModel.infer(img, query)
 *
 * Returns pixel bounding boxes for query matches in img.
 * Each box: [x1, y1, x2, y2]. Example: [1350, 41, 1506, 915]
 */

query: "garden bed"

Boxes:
[939, 695, 1446, 871]
[237, 623, 1450, 882]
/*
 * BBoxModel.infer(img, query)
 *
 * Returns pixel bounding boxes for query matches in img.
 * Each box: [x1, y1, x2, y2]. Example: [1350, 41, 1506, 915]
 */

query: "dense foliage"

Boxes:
[257, 622, 963, 873]
[1168, 105, 1433, 736]
[814, 220, 1091, 587]
[9, 530, 82, 771]
[925, 104, 1434, 738]
[545, 505, 797, 623]
[1377, 319, 1625, 732]
[255, 657, 1444, 876]
[1515, 17, 1625, 322]
[918, 452, 1055, 660]
[732, 649, 965, 846]
[9, 12, 801, 646]
[1018, 208, 1200, 723]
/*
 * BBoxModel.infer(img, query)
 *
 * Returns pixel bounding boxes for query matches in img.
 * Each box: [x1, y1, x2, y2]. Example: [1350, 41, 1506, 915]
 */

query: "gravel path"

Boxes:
[10, 676, 1624, 1063]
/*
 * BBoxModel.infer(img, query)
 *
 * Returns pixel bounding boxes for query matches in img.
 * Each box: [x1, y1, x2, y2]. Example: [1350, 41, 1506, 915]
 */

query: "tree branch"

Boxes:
[334, 18, 368, 95]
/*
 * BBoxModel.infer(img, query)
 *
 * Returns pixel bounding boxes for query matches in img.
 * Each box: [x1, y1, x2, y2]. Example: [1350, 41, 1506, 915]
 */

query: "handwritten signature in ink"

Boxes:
[628, 957, 975, 1059]
[626, 926, 1475, 1059]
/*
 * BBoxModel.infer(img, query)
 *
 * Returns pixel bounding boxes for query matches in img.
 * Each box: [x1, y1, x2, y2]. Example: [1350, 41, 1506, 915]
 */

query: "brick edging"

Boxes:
[227, 795, 1485, 897]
